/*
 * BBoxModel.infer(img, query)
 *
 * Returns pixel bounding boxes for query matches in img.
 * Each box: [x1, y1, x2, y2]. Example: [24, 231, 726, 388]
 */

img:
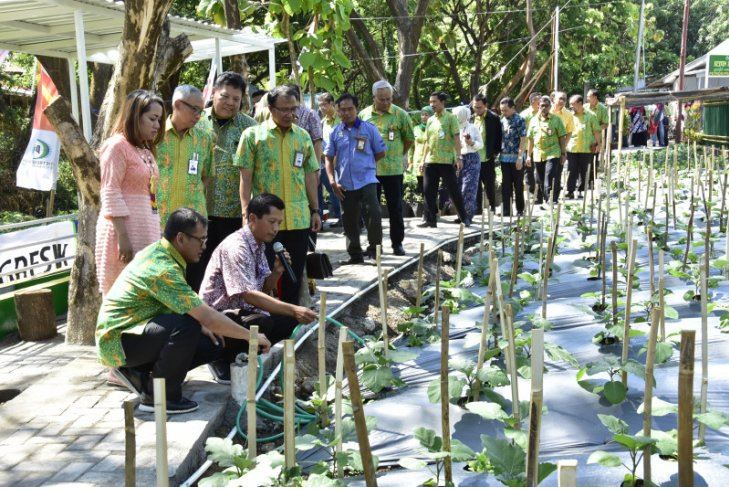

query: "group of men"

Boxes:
[96, 71, 611, 413]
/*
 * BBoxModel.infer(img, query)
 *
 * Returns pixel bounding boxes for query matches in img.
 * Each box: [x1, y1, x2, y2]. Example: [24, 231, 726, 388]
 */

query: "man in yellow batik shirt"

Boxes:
[565, 94, 601, 199]
[156, 85, 214, 290]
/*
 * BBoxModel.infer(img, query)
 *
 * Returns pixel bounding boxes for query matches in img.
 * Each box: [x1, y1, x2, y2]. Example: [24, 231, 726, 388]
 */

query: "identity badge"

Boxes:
[388, 130, 395, 141]
[188, 153, 199, 175]
[294, 151, 304, 167]
[356, 137, 366, 152]
[438, 130, 445, 139]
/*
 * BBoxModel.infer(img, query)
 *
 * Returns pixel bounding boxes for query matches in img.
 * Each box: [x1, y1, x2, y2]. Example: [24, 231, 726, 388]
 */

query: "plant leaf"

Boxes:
[597, 414, 629, 434]
[414, 427, 442, 453]
[587, 450, 622, 467]
[603, 381, 628, 405]
[398, 457, 428, 470]
[695, 411, 729, 430]
[481, 434, 525, 482]
[466, 401, 510, 421]
[450, 438, 476, 462]
[303, 474, 341, 487]
[637, 397, 677, 416]
[204, 437, 246, 468]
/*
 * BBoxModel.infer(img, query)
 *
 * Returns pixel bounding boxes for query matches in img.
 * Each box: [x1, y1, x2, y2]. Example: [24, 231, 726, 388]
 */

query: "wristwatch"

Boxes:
[310, 208, 319, 215]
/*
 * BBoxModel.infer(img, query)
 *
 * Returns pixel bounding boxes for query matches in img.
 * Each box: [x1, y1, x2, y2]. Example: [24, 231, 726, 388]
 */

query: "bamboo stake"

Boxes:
[682, 179, 696, 268]
[440, 306, 453, 485]
[480, 194, 486, 261]
[342, 341, 378, 487]
[382, 269, 389, 353]
[642, 308, 661, 486]
[557, 460, 578, 487]
[455, 223, 465, 283]
[525, 388, 543, 487]
[504, 303, 520, 423]
[283, 339, 296, 469]
[415, 243, 425, 309]
[489, 207, 495, 253]
[376, 246, 388, 357]
[530, 328, 544, 393]
[678, 330, 695, 487]
[621, 239, 638, 386]
[473, 268, 494, 402]
[542, 234, 555, 319]
[153, 378, 169, 487]
[315, 293, 329, 426]
[611, 242, 618, 323]
[648, 226, 655, 298]
[492, 257, 508, 353]
[659, 250, 666, 341]
[334, 326, 348, 478]
[247, 325, 259, 459]
[509, 228, 520, 297]
[698, 259, 709, 443]
[501, 212, 505, 256]
[123, 399, 136, 487]
[720, 170, 727, 233]
[600, 214, 608, 307]
[434, 251, 442, 327]
[645, 151, 653, 210]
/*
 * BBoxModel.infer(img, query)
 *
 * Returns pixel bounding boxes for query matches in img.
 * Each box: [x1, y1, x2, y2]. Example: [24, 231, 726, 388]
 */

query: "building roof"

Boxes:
[608, 86, 729, 107]
[0, 0, 284, 62]
[648, 38, 729, 88]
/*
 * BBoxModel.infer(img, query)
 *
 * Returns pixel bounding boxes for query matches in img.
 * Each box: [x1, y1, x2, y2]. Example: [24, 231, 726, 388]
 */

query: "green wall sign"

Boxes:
[708, 54, 729, 77]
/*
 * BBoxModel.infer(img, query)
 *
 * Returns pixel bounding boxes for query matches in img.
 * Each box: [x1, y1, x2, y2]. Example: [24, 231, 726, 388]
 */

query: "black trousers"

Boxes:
[476, 156, 497, 211]
[567, 152, 593, 193]
[265, 228, 310, 306]
[376, 174, 405, 247]
[536, 157, 562, 203]
[423, 163, 466, 225]
[342, 183, 382, 258]
[501, 163, 525, 216]
[195, 216, 242, 291]
[586, 153, 599, 189]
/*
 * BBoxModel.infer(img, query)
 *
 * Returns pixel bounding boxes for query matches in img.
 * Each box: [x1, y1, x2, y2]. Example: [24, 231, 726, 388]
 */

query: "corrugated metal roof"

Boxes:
[0, 0, 284, 61]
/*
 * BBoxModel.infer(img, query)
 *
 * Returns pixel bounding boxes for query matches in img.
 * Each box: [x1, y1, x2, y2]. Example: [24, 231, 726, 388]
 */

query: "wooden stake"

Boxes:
[678, 330, 695, 487]
[542, 235, 555, 319]
[480, 194, 486, 260]
[504, 303, 520, 423]
[557, 459, 578, 487]
[525, 389, 543, 487]
[642, 308, 661, 486]
[440, 306, 453, 485]
[434, 251, 442, 327]
[153, 378, 169, 487]
[621, 239, 638, 386]
[509, 228, 520, 298]
[455, 223, 465, 283]
[342, 341, 378, 487]
[647, 226, 655, 298]
[611, 241, 618, 323]
[415, 243, 425, 309]
[317, 293, 328, 427]
[530, 328, 544, 393]
[659, 250, 666, 341]
[334, 326, 348, 478]
[489, 207, 494, 253]
[698, 260, 709, 443]
[376, 246, 388, 356]
[473, 269, 494, 402]
[123, 399, 136, 487]
[283, 339, 296, 469]
[247, 325, 259, 459]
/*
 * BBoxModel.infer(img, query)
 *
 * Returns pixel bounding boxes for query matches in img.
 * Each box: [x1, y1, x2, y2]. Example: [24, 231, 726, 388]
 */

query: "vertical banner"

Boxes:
[16, 64, 62, 192]
[202, 59, 217, 106]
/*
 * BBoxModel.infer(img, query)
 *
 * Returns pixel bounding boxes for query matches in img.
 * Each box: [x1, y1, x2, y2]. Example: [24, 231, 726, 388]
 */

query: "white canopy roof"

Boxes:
[0, 0, 284, 62]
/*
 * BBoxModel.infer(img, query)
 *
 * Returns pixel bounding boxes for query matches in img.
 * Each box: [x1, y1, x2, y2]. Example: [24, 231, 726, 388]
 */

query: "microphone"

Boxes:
[273, 242, 296, 283]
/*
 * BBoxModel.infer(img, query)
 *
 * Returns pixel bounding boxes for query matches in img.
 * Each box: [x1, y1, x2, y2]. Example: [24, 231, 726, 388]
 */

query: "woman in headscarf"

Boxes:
[453, 105, 483, 225]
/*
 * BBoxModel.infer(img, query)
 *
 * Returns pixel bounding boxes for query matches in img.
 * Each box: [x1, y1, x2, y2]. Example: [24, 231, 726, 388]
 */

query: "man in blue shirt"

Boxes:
[325, 93, 387, 264]
[499, 97, 527, 216]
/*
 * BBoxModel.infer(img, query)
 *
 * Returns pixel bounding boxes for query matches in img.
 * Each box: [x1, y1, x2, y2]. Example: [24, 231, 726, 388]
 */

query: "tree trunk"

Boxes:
[282, 14, 300, 83]
[14, 289, 57, 341]
[37, 57, 72, 102]
[440, 43, 468, 104]
[45, 96, 102, 345]
[90, 63, 114, 128]
[522, 0, 537, 91]
[515, 53, 553, 108]
[494, 57, 528, 106]
[222, 0, 250, 111]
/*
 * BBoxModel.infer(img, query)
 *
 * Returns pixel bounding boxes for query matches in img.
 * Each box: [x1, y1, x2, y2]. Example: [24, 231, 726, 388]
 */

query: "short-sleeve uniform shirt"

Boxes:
[197, 109, 258, 218]
[500, 113, 527, 163]
[567, 111, 600, 154]
[551, 107, 575, 135]
[409, 124, 427, 176]
[359, 104, 414, 176]
[95, 239, 203, 367]
[325, 118, 387, 191]
[527, 114, 567, 162]
[235, 119, 319, 231]
[424, 111, 460, 165]
[586, 102, 609, 129]
[156, 118, 215, 227]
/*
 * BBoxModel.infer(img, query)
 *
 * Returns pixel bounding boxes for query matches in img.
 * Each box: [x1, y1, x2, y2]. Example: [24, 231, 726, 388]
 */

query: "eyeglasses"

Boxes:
[270, 105, 299, 115]
[182, 232, 208, 246]
[180, 100, 205, 116]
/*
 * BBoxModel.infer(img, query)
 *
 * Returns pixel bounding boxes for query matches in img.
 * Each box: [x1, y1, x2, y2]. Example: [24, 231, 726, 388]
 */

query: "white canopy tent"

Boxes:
[0, 0, 284, 140]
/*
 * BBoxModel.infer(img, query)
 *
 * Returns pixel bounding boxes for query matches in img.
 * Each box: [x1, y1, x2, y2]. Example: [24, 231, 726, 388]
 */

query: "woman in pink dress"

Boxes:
[95, 90, 166, 295]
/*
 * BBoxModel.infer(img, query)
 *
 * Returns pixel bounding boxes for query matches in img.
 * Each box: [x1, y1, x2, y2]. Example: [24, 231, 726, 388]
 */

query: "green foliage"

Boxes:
[398, 427, 474, 486]
[576, 355, 648, 405]
[396, 316, 440, 347]
[354, 339, 417, 393]
[467, 434, 557, 486]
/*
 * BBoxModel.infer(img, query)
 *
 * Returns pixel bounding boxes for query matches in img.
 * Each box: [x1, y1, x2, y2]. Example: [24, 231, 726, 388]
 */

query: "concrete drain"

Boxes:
[0, 389, 21, 404]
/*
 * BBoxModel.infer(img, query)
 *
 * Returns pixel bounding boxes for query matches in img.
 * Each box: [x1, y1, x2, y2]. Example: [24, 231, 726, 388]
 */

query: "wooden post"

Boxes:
[621, 239, 638, 386]
[642, 308, 661, 485]
[317, 293, 328, 427]
[530, 328, 544, 393]
[283, 340, 296, 469]
[334, 326, 348, 478]
[376, 246, 388, 356]
[473, 269, 494, 402]
[123, 399, 136, 487]
[509, 228, 520, 298]
[504, 304, 520, 423]
[526, 328, 544, 486]
[382, 271, 390, 352]
[13, 289, 57, 341]
[153, 378, 169, 487]
[415, 243, 425, 309]
[440, 306, 453, 485]
[455, 223, 465, 284]
[698, 260, 709, 443]
[489, 208, 494, 254]
[678, 330, 695, 487]
[342, 341, 378, 486]
[247, 325, 259, 459]
[434, 251, 442, 327]
[647, 226, 655, 298]
[611, 241, 618, 323]
[557, 460, 578, 487]
[480, 195, 486, 261]
[542, 235, 555, 319]
[659, 250, 666, 341]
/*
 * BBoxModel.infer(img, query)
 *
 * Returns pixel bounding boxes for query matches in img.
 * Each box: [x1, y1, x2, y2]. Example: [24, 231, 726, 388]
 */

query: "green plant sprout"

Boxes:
[397, 427, 475, 486]
[576, 355, 649, 405]
[354, 338, 418, 394]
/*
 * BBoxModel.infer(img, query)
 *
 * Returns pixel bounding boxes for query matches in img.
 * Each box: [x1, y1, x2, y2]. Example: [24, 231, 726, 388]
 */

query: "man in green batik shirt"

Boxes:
[359, 80, 414, 256]
[565, 94, 601, 199]
[196, 72, 257, 276]
[585, 88, 609, 189]
[156, 85, 215, 291]
[521, 92, 542, 200]
[96, 208, 270, 415]
[418, 91, 468, 227]
[526, 96, 567, 205]
[408, 106, 434, 198]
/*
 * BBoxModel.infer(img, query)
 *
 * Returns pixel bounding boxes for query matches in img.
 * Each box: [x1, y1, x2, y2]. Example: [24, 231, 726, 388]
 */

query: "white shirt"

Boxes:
[459, 122, 484, 155]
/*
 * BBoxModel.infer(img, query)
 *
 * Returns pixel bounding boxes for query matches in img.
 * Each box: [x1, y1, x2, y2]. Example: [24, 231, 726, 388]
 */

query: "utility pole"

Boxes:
[553, 6, 560, 92]
[675, 0, 690, 142]
[634, 0, 646, 91]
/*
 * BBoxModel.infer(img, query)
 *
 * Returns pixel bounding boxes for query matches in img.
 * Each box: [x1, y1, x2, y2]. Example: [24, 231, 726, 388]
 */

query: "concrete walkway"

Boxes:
[0, 214, 485, 486]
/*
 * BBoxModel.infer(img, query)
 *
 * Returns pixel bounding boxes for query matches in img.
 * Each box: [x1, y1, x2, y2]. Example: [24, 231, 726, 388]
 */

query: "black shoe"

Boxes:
[343, 255, 364, 265]
[112, 367, 149, 397]
[453, 218, 462, 224]
[392, 244, 406, 256]
[464, 219, 472, 227]
[566, 192, 575, 199]
[139, 395, 199, 414]
[208, 362, 231, 385]
[417, 222, 437, 228]
[329, 219, 342, 228]
[366, 249, 378, 260]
